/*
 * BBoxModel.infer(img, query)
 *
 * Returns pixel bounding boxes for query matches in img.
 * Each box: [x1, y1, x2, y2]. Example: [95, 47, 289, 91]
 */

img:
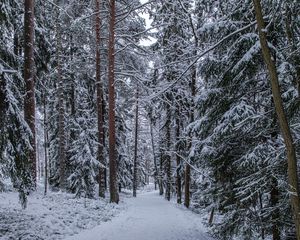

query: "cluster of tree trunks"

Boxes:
[21, 0, 121, 204]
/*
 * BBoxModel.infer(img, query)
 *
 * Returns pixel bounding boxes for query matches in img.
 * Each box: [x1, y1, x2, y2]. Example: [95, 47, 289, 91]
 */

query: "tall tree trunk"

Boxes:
[108, 0, 119, 204]
[184, 162, 191, 208]
[149, 116, 158, 190]
[43, 93, 48, 195]
[176, 110, 181, 204]
[271, 178, 280, 240]
[253, 1, 300, 238]
[95, 0, 105, 198]
[56, 13, 66, 190]
[13, 31, 19, 57]
[259, 193, 265, 239]
[185, 59, 196, 208]
[24, 0, 36, 188]
[103, 97, 107, 190]
[133, 85, 139, 197]
[165, 103, 171, 201]
[0, 74, 7, 134]
[159, 149, 164, 195]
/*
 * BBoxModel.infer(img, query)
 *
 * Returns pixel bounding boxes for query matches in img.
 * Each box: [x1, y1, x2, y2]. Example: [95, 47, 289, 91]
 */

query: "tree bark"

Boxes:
[133, 85, 139, 197]
[56, 12, 66, 190]
[108, 0, 119, 204]
[185, 58, 196, 208]
[208, 207, 215, 225]
[165, 103, 171, 201]
[43, 93, 48, 196]
[253, 1, 300, 238]
[24, 0, 36, 188]
[149, 116, 158, 190]
[271, 178, 280, 240]
[184, 162, 191, 208]
[176, 110, 181, 204]
[159, 149, 164, 195]
[95, 0, 106, 198]
[0, 74, 7, 133]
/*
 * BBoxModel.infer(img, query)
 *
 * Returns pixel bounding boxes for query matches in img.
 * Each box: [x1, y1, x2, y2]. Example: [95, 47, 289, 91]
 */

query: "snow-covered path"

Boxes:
[66, 191, 213, 240]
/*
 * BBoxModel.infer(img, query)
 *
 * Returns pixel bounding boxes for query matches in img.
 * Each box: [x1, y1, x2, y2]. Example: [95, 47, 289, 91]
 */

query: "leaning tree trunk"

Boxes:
[253, 1, 300, 238]
[108, 0, 119, 204]
[24, 0, 36, 188]
[95, 0, 106, 198]
[133, 84, 139, 197]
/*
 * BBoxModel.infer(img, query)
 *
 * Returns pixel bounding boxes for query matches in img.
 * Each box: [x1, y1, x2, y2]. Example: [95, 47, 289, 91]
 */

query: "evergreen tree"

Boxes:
[68, 86, 99, 198]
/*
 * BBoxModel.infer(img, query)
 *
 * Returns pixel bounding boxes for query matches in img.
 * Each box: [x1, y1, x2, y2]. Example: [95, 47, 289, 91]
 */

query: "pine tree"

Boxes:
[108, 0, 119, 204]
[23, 0, 36, 188]
[133, 84, 139, 197]
[68, 87, 99, 198]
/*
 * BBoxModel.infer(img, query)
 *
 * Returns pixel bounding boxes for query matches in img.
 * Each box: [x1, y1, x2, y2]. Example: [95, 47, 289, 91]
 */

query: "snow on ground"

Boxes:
[0, 187, 123, 240]
[66, 190, 214, 240]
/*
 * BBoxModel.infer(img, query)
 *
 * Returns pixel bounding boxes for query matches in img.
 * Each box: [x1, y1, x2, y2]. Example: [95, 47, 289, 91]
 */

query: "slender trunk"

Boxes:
[271, 178, 280, 240]
[102, 92, 107, 190]
[159, 149, 164, 195]
[165, 104, 171, 201]
[108, 0, 119, 204]
[43, 93, 48, 195]
[259, 193, 265, 239]
[56, 14, 66, 190]
[37, 136, 40, 180]
[176, 111, 181, 204]
[24, 0, 36, 188]
[95, 0, 105, 198]
[185, 61, 196, 208]
[184, 162, 191, 208]
[208, 207, 215, 225]
[253, 1, 300, 238]
[133, 85, 139, 197]
[0, 74, 7, 136]
[13, 31, 19, 57]
[150, 118, 158, 190]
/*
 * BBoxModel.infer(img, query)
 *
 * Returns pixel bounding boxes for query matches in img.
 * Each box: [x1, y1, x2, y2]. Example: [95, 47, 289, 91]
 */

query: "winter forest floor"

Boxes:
[0, 185, 213, 240]
[66, 190, 213, 240]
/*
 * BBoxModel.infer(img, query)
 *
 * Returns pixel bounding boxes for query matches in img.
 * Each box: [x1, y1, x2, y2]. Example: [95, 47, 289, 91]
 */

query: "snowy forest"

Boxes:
[1, 0, 300, 239]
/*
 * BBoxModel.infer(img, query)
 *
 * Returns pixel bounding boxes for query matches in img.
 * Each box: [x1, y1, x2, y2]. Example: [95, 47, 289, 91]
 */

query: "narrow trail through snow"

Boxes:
[66, 191, 213, 240]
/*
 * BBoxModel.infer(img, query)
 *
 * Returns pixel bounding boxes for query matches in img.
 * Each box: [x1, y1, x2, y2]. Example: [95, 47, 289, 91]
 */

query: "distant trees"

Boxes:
[149, 0, 192, 203]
